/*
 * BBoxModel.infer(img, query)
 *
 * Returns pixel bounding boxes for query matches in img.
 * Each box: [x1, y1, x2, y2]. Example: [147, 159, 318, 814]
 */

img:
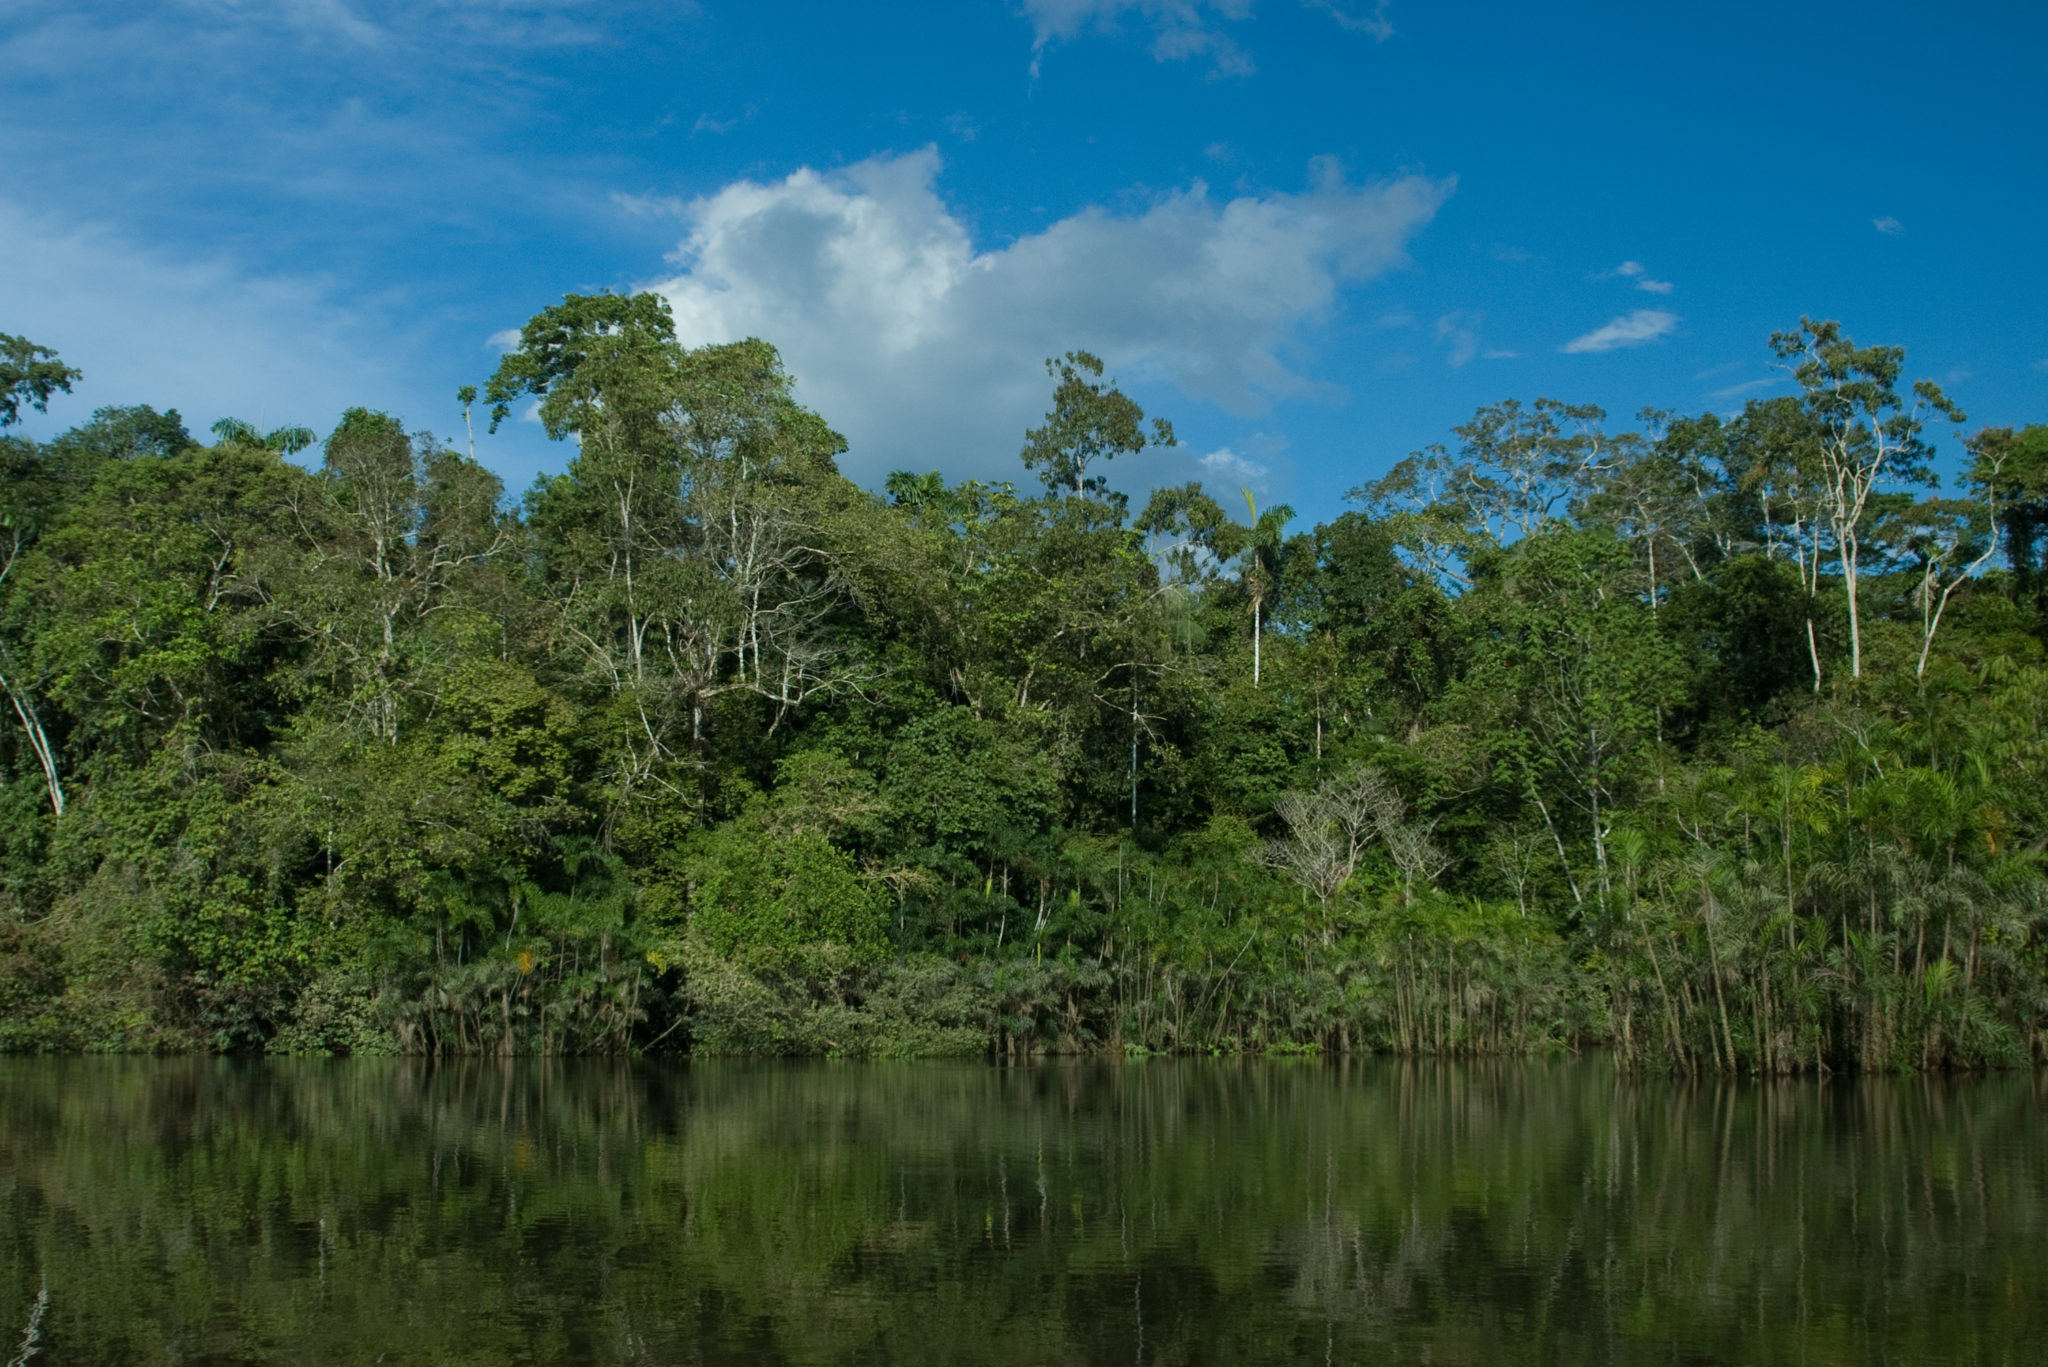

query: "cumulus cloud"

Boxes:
[646, 148, 1451, 480]
[1873, 216, 1905, 236]
[1560, 309, 1679, 355]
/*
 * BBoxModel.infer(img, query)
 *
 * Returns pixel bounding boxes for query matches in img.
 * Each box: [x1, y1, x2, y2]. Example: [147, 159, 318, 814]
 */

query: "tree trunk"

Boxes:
[0, 665, 63, 817]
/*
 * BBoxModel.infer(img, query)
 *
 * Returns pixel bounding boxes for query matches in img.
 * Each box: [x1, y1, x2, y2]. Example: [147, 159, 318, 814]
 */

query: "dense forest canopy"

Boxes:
[0, 303, 2043, 1070]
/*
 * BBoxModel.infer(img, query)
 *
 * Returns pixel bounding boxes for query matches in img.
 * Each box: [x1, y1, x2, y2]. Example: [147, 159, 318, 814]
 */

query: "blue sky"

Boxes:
[4, 0, 2043, 523]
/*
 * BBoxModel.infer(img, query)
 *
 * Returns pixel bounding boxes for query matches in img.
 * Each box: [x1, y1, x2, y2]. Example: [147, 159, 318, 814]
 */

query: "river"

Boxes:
[0, 1058, 2040, 1364]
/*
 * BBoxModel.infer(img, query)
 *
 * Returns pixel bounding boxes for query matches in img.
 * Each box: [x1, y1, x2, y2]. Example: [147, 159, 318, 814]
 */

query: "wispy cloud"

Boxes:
[1481, 348, 1519, 360]
[612, 191, 689, 219]
[1705, 376, 1781, 400]
[1021, 0, 1397, 75]
[1021, 0, 1257, 77]
[0, 199, 401, 438]
[1303, 0, 1394, 40]
[647, 149, 1452, 479]
[1873, 215, 1905, 236]
[1604, 260, 1673, 294]
[1434, 311, 1477, 367]
[1561, 309, 1679, 354]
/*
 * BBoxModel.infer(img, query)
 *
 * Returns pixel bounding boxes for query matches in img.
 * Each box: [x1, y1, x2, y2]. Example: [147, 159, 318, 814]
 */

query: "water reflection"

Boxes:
[0, 1058, 2040, 1364]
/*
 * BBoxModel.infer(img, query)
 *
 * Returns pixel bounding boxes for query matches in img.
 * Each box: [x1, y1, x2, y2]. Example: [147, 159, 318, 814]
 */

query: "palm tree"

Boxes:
[1225, 489, 1294, 686]
[210, 416, 315, 455]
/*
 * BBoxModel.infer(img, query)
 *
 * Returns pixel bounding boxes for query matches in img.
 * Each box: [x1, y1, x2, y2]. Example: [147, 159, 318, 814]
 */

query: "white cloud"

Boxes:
[1607, 260, 1673, 294]
[1303, 0, 1394, 39]
[647, 148, 1451, 480]
[1021, 0, 1395, 74]
[1705, 376, 1781, 400]
[1199, 446, 1269, 485]
[1021, 0, 1256, 76]
[0, 199, 402, 439]
[1873, 216, 1905, 236]
[1560, 309, 1680, 355]
[1433, 311, 1477, 368]
[1481, 348, 1519, 360]
[612, 191, 688, 220]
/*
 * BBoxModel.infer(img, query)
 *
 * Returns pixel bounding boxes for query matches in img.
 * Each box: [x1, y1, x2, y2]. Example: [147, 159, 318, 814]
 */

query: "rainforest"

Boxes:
[1, 299, 2044, 1071]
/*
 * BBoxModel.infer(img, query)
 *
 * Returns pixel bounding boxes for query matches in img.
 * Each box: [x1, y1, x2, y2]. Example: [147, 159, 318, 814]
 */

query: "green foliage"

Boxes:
[1019, 349, 1174, 503]
[1, 304, 2042, 1067]
[685, 791, 891, 968]
[0, 332, 80, 427]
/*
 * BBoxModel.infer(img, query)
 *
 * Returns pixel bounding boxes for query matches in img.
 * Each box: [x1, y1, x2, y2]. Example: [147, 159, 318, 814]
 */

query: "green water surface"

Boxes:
[0, 1059, 2040, 1364]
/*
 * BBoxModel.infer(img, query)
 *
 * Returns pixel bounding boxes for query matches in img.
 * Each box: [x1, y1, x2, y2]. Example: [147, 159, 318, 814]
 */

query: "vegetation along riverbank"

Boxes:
[1, 303, 2043, 1069]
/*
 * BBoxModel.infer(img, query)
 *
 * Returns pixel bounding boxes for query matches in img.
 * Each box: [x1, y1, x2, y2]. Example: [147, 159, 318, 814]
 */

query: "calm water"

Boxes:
[0, 1059, 2041, 1365]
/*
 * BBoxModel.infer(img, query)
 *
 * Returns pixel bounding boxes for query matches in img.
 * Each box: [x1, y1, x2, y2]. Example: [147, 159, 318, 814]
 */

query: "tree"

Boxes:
[495, 297, 860, 828]
[1351, 398, 1624, 590]
[1968, 424, 2048, 610]
[211, 417, 315, 455]
[1019, 351, 1174, 504]
[260, 408, 511, 745]
[1263, 766, 1446, 939]
[456, 385, 478, 459]
[0, 333, 80, 428]
[1457, 528, 1684, 909]
[1577, 410, 1721, 610]
[1884, 495, 1999, 679]
[1215, 491, 1296, 686]
[1770, 318, 1962, 678]
[1723, 396, 1835, 691]
[1136, 481, 1229, 587]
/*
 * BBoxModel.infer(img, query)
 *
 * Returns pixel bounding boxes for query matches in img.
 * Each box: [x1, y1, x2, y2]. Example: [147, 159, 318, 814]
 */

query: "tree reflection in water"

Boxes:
[0, 1058, 2040, 1365]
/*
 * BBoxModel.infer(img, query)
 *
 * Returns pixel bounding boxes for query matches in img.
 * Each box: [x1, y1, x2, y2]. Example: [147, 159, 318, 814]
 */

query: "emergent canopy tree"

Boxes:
[0, 332, 80, 429]
[0, 333, 83, 817]
[492, 294, 861, 828]
[1770, 318, 1963, 678]
[1020, 350, 1176, 507]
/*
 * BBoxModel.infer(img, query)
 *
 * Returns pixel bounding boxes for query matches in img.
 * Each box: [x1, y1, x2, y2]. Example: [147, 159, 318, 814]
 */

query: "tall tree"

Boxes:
[1769, 318, 1961, 678]
[1216, 491, 1296, 686]
[1019, 351, 1175, 505]
[0, 333, 80, 429]
[1968, 424, 2048, 611]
